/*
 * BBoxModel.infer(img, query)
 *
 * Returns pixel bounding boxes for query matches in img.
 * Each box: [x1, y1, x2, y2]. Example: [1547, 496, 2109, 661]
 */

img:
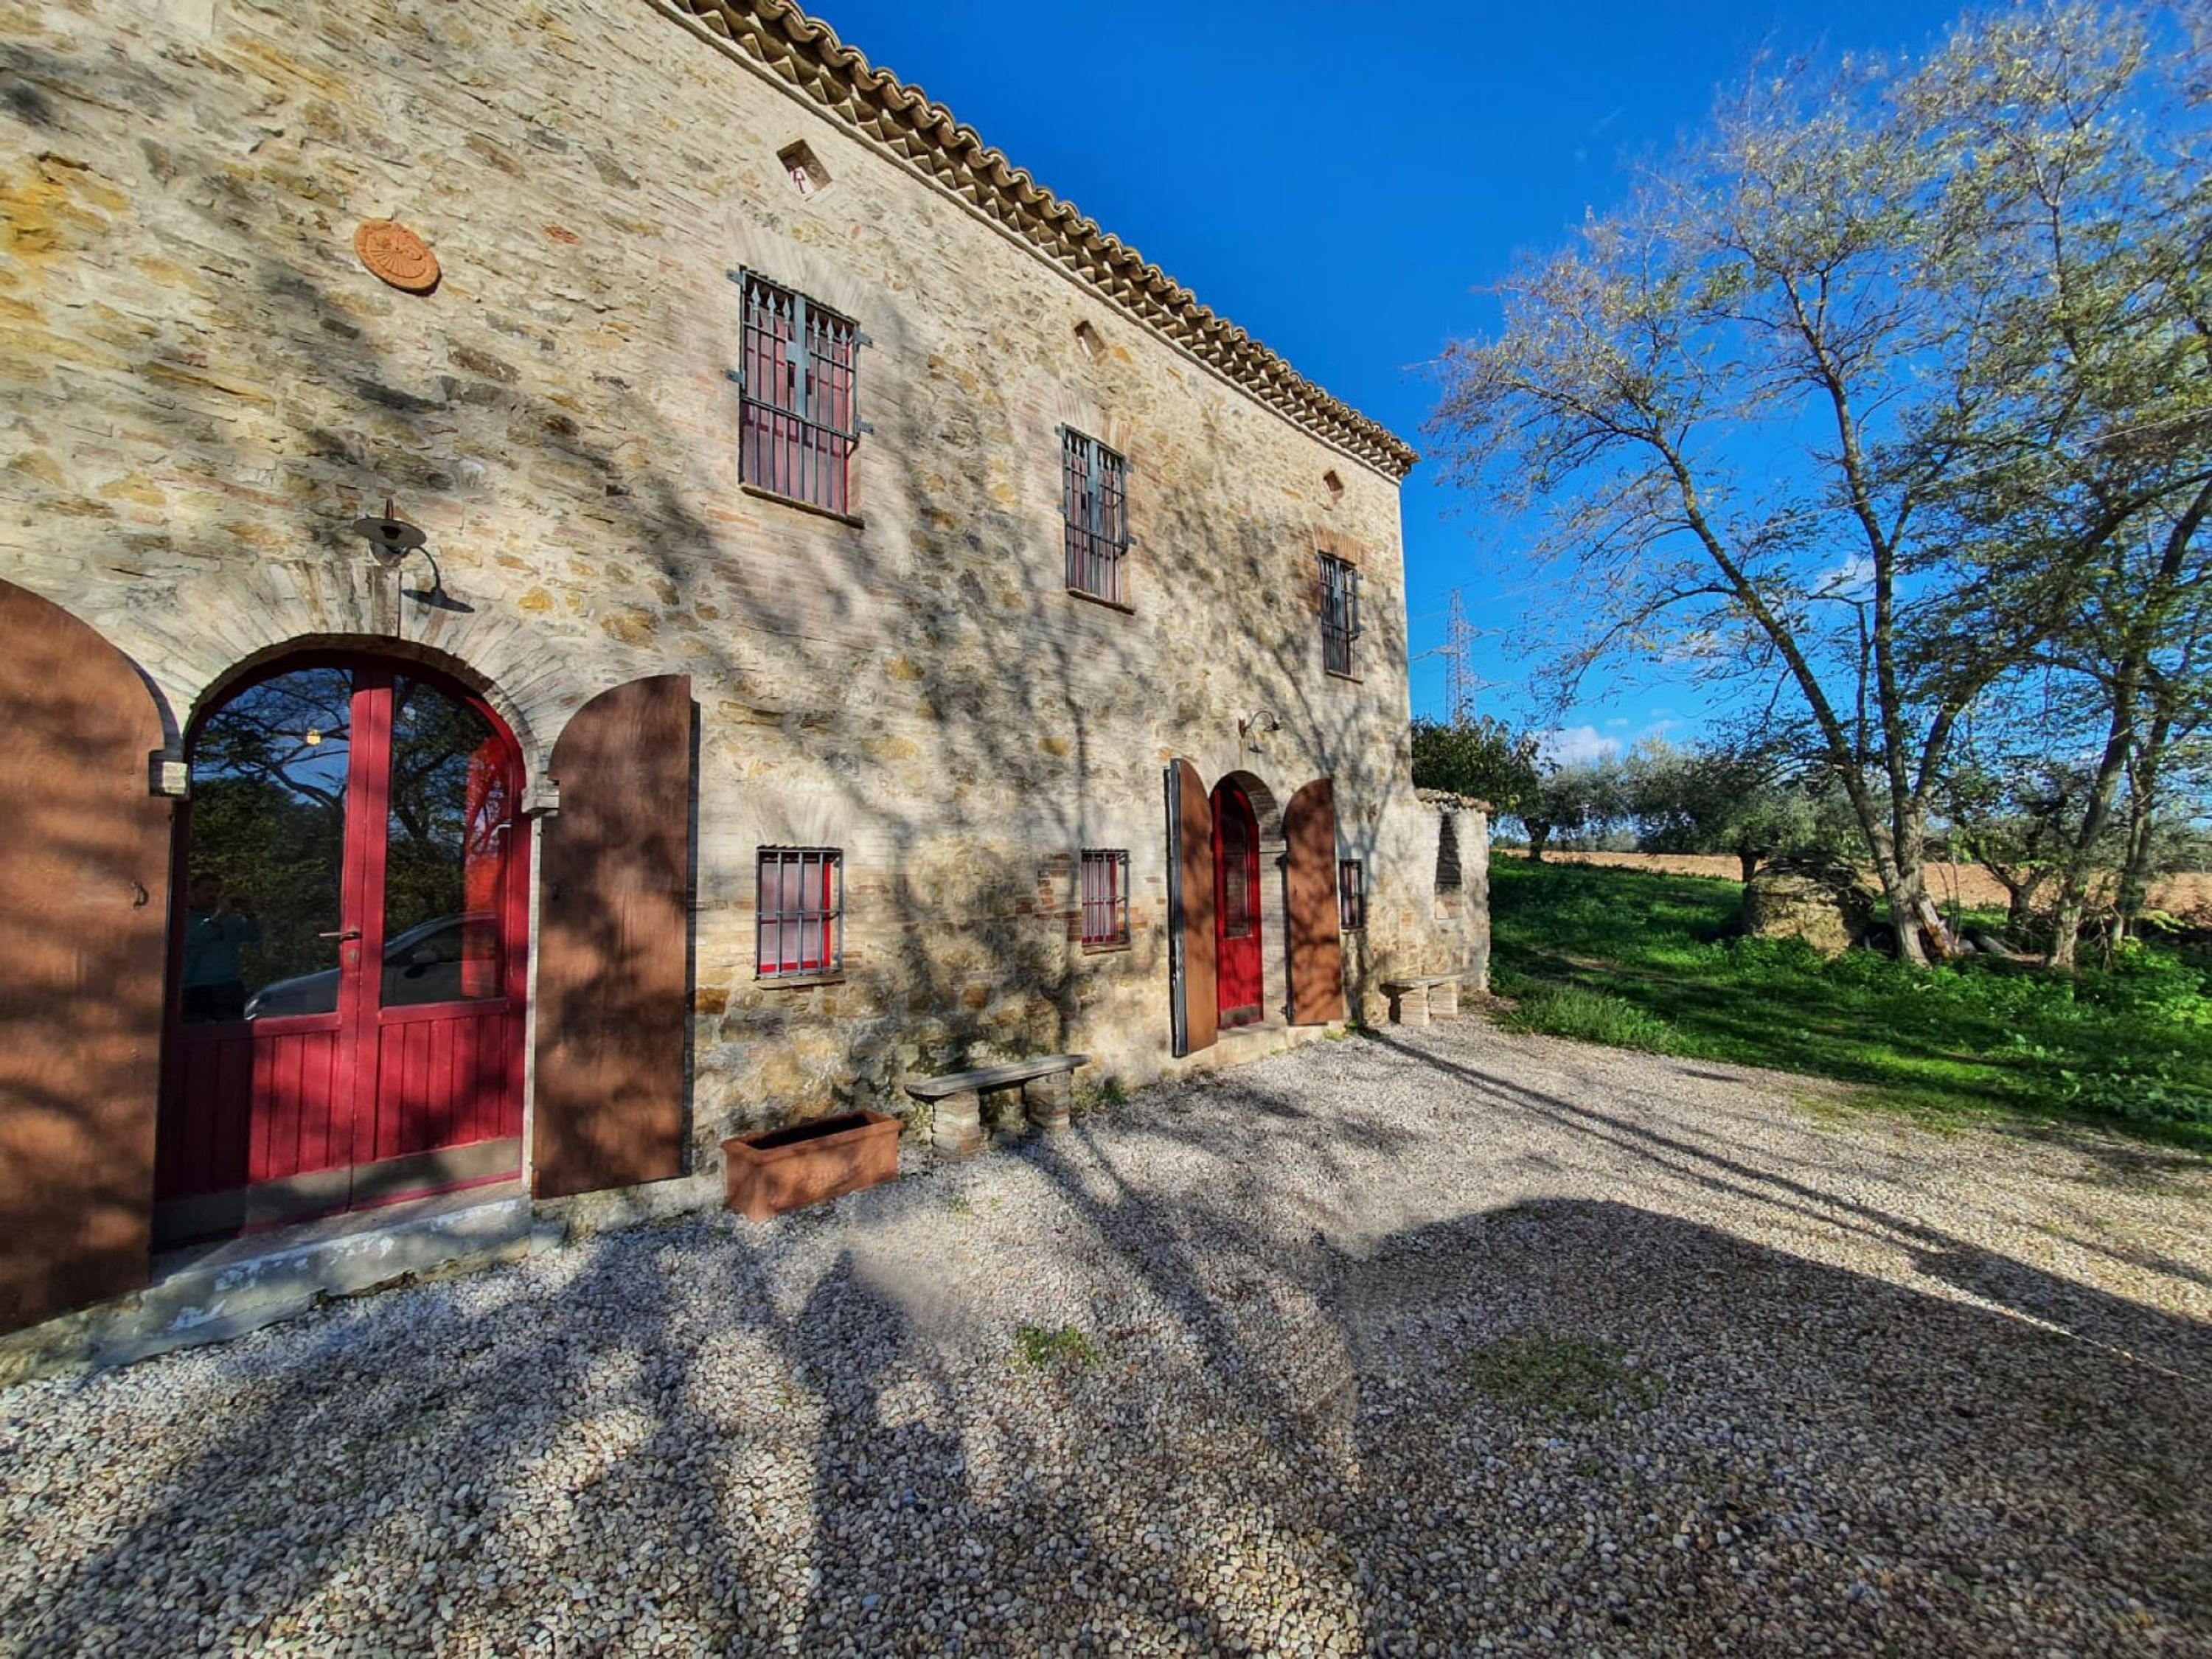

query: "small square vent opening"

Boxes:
[1074, 320, 1108, 364]
[1322, 469, 1345, 506]
[779, 140, 831, 198]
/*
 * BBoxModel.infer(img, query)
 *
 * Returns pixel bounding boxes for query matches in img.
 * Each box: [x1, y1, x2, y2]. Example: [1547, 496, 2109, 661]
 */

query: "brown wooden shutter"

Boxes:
[532, 675, 695, 1198]
[1284, 778, 1347, 1025]
[1172, 759, 1217, 1054]
[0, 581, 170, 1332]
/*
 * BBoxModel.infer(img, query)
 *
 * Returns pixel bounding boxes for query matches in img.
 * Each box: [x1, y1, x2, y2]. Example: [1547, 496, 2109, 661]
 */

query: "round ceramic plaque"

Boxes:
[354, 219, 440, 294]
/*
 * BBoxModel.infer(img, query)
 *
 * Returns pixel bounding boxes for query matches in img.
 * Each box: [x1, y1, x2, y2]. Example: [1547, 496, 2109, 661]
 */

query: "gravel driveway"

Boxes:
[5, 1023, 2211, 1657]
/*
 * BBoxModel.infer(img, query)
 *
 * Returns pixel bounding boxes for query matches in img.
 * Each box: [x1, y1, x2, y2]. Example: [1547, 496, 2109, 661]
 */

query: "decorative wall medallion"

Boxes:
[354, 220, 440, 293]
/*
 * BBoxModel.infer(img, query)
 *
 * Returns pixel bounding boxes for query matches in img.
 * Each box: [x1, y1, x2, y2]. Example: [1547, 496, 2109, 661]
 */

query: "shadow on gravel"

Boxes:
[8, 1228, 787, 1654]
[1331, 1199, 2212, 1655]
[10, 1036, 2212, 1655]
[1366, 1030, 2212, 1377]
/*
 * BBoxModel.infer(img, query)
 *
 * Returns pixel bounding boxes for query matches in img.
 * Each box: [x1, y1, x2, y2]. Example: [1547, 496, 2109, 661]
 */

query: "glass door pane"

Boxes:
[184, 667, 354, 1021]
[380, 675, 510, 1008]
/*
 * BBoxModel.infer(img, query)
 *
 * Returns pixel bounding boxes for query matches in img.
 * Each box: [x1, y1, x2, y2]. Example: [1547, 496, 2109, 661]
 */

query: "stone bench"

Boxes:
[906, 1054, 1088, 1157]
[1378, 975, 1465, 1027]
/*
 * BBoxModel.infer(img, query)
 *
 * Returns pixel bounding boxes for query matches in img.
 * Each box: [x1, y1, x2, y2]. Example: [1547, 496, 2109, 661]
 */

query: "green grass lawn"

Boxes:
[1487, 859, 2212, 1151]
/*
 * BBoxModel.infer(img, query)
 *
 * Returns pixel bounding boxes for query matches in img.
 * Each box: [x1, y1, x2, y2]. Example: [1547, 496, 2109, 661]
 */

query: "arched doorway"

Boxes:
[1212, 779, 1264, 1028]
[156, 656, 530, 1243]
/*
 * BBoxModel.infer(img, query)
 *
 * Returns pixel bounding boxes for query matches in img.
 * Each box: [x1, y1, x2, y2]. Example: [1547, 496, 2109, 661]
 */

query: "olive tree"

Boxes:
[1431, 3, 2211, 964]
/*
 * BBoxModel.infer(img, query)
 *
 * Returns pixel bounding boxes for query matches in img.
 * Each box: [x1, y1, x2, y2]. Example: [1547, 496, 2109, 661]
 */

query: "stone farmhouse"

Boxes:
[0, 0, 1488, 1343]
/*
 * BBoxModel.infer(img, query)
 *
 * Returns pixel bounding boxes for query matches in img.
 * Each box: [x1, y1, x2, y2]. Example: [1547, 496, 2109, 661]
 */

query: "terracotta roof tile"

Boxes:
[665, 0, 1420, 479]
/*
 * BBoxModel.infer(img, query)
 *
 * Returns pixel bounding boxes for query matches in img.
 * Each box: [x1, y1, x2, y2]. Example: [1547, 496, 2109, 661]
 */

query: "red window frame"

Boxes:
[1062, 428, 1129, 605]
[738, 272, 862, 516]
[757, 846, 843, 978]
[1079, 848, 1130, 947]
[1338, 858, 1366, 931]
[1320, 553, 1361, 676]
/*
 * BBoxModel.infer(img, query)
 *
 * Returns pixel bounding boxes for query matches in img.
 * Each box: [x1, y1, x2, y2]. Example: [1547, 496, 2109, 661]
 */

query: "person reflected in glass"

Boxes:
[182, 874, 260, 1023]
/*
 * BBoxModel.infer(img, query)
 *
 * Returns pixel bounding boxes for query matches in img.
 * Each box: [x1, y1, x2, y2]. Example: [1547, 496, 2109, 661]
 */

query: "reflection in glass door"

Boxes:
[156, 659, 529, 1244]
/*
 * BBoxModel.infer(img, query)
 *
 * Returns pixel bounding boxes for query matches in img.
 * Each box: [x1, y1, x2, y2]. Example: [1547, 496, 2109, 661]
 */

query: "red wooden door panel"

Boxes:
[1284, 779, 1347, 1025]
[532, 675, 695, 1199]
[1171, 760, 1216, 1056]
[156, 659, 527, 1244]
[0, 581, 171, 1334]
[1213, 781, 1264, 1027]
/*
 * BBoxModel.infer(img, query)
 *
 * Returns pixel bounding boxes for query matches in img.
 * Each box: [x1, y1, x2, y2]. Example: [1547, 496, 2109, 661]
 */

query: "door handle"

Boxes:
[318, 928, 364, 941]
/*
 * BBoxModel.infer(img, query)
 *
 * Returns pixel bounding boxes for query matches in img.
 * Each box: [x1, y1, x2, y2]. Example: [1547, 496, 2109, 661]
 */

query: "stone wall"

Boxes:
[0, 0, 1482, 1166]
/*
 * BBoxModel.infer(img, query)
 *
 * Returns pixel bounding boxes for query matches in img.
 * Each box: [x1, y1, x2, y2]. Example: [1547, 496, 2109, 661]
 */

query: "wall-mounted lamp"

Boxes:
[351, 495, 468, 612]
[352, 496, 426, 565]
[1238, 709, 1281, 751]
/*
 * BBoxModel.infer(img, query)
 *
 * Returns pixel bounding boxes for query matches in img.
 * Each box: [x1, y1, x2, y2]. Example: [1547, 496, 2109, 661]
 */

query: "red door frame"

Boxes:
[1212, 780, 1264, 1027]
[156, 653, 531, 1241]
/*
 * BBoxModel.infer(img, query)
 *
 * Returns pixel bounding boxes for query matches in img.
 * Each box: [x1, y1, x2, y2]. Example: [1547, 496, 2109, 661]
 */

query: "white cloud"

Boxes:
[1538, 725, 1622, 767]
[1818, 555, 1874, 596]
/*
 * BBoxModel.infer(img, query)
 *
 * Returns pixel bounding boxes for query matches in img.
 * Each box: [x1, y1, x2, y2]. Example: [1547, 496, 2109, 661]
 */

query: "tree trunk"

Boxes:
[1527, 821, 1552, 864]
[2000, 870, 2049, 941]
[2048, 693, 2134, 972]
[1737, 849, 1759, 885]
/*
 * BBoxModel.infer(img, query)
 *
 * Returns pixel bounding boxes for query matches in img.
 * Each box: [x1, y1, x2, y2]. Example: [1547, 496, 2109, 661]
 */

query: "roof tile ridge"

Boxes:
[673, 0, 1419, 476]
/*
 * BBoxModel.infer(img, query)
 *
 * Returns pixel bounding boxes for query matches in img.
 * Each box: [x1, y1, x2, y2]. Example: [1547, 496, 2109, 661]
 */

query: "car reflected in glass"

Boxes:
[242, 913, 498, 1019]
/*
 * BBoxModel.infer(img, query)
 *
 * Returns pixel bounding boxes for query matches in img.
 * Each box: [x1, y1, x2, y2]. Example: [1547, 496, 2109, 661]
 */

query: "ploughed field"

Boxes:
[4, 1027, 2210, 1657]
[1497, 846, 2212, 917]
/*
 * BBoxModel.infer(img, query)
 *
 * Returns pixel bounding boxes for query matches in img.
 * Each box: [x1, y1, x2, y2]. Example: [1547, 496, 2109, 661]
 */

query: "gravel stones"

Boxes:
[4, 1024, 2209, 1655]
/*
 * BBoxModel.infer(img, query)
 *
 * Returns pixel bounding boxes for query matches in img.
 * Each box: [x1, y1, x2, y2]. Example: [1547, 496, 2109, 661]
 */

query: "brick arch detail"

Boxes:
[0, 554, 620, 793]
[182, 630, 553, 800]
[1211, 766, 1284, 845]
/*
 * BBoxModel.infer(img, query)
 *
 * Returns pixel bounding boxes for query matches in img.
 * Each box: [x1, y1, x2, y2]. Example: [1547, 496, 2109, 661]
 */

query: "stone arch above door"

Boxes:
[1211, 767, 1285, 844]
[184, 632, 551, 804]
[0, 557, 589, 802]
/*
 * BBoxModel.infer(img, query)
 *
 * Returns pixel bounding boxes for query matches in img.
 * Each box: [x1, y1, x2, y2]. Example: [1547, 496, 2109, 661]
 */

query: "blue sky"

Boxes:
[807, 0, 1961, 760]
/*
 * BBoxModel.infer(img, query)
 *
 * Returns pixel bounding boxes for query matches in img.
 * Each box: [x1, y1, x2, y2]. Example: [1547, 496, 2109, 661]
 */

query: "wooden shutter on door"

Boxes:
[532, 676, 695, 1198]
[1284, 778, 1347, 1025]
[1172, 759, 1217, 1054]
[0, 582, 170, 1333]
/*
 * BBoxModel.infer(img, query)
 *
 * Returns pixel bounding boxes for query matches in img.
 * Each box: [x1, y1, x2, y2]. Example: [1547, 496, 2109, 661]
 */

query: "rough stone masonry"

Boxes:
[0, 0, 1483, 1239]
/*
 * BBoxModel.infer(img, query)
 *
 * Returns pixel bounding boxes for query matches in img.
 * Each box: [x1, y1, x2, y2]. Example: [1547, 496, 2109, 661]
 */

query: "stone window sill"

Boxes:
[1325, 667, 1363, 685]
[1080, 939, 1132, 956]
[1065, 585, 1135, 616]
[740, 481, 866, 529]
[756, 970, 847, 990]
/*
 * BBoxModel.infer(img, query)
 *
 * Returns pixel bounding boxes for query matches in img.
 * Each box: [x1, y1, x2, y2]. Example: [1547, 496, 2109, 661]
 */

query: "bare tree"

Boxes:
[1431, 3, 2210, 965]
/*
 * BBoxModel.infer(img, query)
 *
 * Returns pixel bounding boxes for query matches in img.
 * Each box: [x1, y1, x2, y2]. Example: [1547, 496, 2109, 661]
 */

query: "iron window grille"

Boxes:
[1079, 848, 1130, 947]
[1338, 858, 1366, 931]
[732, 271, 866, 517]
[1062, 428, 1130, 605]
[1320, 552, 1362, 676]
[757, 846, 844, 978]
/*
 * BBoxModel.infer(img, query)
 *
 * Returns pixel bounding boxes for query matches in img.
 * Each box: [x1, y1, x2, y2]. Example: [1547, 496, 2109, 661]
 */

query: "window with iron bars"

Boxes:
[1079, 848, 1130, 947]
[735, 271, 863, 517]
[1062, 429, 1130, 605]
[1320, 552, 1362, 676]
[757, 846, 843, 978]
[1338, 858, 1366, 932]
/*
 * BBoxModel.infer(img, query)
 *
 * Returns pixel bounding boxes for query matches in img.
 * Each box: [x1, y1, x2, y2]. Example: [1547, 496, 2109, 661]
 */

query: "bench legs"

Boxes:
[1430, 980, 1460, 1021]
[931, 1089, 986, 1159]
[1387, 985, 1431, 1027]
[1024, 1071, 1073, 1136]
[925, 1068, 1080, 1156]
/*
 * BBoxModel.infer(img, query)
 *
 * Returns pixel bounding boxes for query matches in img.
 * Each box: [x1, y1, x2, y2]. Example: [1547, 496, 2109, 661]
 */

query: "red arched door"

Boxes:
[1213, 781, 1264, 1027]
[156, 659, 529, 1243]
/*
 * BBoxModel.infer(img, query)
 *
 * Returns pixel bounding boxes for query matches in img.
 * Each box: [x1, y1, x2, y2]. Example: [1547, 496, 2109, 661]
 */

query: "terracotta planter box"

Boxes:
[723, 1110, 901, 1223]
